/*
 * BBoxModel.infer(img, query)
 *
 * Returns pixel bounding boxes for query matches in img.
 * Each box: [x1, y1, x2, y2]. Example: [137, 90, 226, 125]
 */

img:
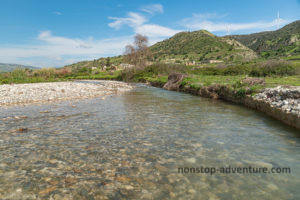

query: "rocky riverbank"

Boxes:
[156, 73, 300, 130]
[253, 86, 300, 117]
[0, 80, 133, 107]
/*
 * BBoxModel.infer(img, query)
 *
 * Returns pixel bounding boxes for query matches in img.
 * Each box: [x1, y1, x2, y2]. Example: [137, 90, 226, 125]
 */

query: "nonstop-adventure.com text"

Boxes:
[178, 165, 291, 175]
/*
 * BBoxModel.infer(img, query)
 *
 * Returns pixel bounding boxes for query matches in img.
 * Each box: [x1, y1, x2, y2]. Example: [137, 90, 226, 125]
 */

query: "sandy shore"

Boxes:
[0, 80, 133, 107]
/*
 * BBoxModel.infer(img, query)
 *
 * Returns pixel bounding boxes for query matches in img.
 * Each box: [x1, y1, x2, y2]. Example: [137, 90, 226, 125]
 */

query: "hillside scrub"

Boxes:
[249, 60, 296, 77]
[123, 60, 298, 78]
[228, 20, 300, 58]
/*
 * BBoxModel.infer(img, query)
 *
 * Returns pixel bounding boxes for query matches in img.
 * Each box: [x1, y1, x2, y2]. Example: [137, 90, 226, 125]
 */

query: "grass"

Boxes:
[118, 61, 300, 98]
[1, 60, 299, 100]
[181, 75, 245, 87]
[0, 68, 122, 84]
[0, 68, 64, 84]
[265, 75, 300, 87]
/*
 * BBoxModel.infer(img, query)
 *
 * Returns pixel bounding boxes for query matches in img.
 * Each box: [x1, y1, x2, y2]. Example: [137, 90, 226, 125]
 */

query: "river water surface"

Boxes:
[0, 83, 299, 200]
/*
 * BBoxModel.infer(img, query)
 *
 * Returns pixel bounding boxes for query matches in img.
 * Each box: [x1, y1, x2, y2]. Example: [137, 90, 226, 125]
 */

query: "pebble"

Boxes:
[254, 86, 300, 117]
[0, 81, 133, 107]
[124, 185, 134, 190]
[186, 157, 196, 163]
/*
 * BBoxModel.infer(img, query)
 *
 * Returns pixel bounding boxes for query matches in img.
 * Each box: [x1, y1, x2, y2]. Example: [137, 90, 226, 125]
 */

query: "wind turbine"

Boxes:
[276, 11, 280, 29]
[226, 25, 230, 35]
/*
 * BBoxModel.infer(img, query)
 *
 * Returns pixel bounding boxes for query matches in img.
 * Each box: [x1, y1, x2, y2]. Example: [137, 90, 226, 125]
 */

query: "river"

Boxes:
[0, 83, 299, 199]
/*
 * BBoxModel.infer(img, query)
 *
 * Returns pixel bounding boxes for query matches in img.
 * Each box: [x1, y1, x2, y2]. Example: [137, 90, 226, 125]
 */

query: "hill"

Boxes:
[150, 30, 257, 64]
[0, 63, 39, 73]
[228, 20, 300, 58]
[66, 30, 258, 70]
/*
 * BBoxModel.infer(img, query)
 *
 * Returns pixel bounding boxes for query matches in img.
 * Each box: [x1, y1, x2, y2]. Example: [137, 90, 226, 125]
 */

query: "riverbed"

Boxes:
[0, 82, 299, 199]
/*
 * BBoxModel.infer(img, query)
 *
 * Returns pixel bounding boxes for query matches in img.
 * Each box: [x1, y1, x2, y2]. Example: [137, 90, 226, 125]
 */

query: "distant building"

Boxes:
[186, 61, 196, 66]
[208, 60, 223, 64]
[119, 63, 135, 69]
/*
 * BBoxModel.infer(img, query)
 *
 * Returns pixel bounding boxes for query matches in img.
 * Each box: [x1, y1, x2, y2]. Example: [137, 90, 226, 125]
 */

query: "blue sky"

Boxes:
[0, 0, 299, 67]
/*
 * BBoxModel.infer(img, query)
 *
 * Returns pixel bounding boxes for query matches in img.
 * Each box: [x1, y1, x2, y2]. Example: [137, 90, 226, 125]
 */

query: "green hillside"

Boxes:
[228, 20, 300, 58]
[0, 63, 39, 73]
[150, 30, 257, 63]
[65, 20, 300, 70]
[65, 56, 123, 72]
[66, 30, 258, 71]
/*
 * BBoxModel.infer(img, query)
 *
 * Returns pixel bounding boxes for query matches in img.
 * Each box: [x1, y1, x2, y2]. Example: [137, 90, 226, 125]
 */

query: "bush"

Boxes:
[10, 68, 28, 80]
[222, 65, 250, 75]
[55, 68, 72, 77]
[249, 60, 296, 77]
[33, 68, 56, 79]
[145, 63, 188, 75]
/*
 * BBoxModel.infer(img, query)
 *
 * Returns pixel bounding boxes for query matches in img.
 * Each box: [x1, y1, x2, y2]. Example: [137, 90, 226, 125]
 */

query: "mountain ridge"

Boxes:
[228, 20, 300, 58]
[0, 63, 39, 73]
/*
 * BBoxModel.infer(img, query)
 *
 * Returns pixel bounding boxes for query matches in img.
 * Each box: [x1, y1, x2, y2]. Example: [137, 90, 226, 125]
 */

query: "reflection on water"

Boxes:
[0, 84, 299, 200]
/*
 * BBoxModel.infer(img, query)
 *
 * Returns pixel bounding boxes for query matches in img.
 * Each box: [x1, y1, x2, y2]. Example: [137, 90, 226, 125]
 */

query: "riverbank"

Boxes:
[0, 80, 133, 107]
[148, 73, 300, 130]
[1, 63, 299, 130]
[1, 84, 299, 199]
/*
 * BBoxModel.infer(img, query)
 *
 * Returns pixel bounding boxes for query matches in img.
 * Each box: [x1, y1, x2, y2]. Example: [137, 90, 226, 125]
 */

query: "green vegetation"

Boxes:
[121, 59, 299, 81]
[229, 20, 300, 58]
[0, 68, 61, 84]
[150, 30, 257, 63]
[119, 60, 300, 98]
[0, 67, 121, 84]
[65, 56, 123, 72]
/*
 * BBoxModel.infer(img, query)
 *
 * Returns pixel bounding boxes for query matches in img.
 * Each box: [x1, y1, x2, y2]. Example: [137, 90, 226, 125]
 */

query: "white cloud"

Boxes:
[141, 4, 163, 14]
[135, 24, 179, 37]
[0, 31, 133, 67]
[108, 11, 181, 38]
[180, 13, 289, 34]
[108, 12, 147, 29]
[53, 11, 62, 16]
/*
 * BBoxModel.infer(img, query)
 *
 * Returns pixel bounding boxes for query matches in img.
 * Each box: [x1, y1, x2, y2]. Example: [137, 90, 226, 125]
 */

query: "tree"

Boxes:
[124, 34, 152, 69]
[106, 57, 111, 67]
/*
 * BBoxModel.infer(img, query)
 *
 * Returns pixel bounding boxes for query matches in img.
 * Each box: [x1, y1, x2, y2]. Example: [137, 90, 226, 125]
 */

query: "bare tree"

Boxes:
[124, 44, 137, 66]
[124, 34, 152, 69]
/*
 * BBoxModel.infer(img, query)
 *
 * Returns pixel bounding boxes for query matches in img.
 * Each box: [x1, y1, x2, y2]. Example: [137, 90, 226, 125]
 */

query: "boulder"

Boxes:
[163, 73, 186, 91]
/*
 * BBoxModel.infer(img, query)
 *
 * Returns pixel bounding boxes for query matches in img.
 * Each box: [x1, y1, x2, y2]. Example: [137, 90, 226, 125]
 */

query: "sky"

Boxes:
[0, 0, 299, 67]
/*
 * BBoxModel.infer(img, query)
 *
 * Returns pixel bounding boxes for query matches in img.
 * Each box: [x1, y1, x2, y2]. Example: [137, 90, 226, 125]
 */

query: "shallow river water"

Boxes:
[0, 83, 299, 200]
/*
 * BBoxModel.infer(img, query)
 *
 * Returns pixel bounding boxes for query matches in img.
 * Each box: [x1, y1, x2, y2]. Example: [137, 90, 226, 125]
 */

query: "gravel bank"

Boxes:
[254, 86, 300, 117]
[0, 80, 133, 107]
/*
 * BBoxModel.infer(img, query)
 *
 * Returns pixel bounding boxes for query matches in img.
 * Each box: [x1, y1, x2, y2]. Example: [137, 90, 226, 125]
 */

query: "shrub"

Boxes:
[145, 63, 187, 75]
[55, 68, 72, 77]
[10, 68, 28, 80]
[222, 65, 250, 75]
[33, 68, 56, 79]
[249, 60, 296, 77]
